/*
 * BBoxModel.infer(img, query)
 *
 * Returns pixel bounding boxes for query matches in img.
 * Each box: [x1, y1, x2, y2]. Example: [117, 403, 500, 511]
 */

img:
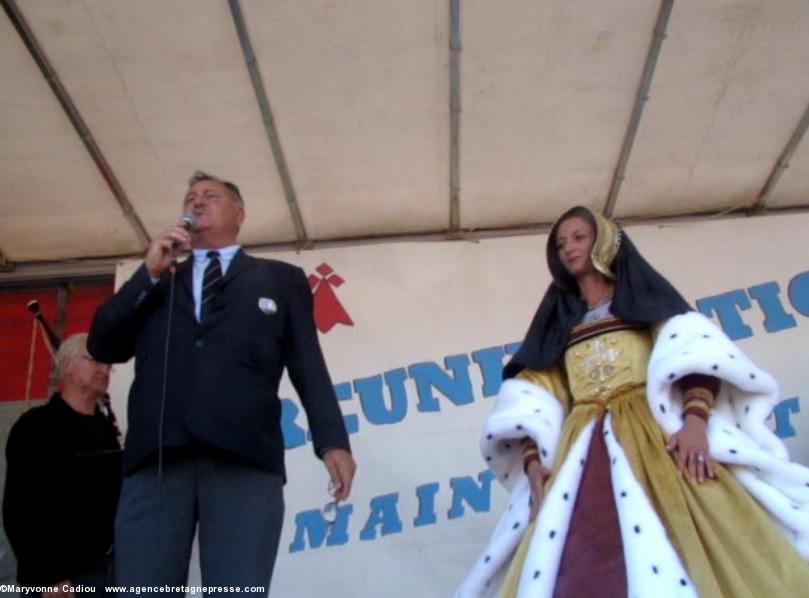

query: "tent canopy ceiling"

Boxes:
[1, 0, 807, 268]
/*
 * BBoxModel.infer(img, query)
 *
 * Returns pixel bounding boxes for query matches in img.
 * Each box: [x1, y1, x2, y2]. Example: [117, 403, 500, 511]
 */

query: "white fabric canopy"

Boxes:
[1, 0, 807, 265]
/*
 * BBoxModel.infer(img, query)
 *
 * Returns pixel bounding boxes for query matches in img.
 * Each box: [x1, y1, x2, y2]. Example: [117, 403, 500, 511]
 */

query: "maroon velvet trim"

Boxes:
[553, 416, 627, 598]
[567, 316, 643, 349]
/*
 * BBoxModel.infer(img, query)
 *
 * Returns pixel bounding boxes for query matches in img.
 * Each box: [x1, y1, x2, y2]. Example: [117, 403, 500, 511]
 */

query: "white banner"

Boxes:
[108, 212, 809, 597]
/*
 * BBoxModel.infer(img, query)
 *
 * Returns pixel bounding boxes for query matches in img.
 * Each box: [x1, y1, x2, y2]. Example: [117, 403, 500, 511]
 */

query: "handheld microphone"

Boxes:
[171, 213, 196, 251]
[179, 212, 196, 232]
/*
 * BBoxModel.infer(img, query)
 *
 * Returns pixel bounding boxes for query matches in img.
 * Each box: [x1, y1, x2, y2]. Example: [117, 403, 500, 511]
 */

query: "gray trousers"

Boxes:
[114, 449, 284, 597]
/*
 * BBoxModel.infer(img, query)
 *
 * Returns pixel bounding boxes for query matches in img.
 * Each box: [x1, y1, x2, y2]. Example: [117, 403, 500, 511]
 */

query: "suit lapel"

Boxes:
[221, 248, 255, 285]
[168, 257, 196, 320]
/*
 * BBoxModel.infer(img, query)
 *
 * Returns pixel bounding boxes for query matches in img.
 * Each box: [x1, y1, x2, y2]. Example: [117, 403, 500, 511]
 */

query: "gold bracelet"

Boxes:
[683, 400, 710, 421]
[683, 386, 715, 406]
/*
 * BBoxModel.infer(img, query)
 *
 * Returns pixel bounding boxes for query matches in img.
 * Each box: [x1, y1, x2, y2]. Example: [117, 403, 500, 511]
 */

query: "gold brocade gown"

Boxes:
[498, 318, 809, 597]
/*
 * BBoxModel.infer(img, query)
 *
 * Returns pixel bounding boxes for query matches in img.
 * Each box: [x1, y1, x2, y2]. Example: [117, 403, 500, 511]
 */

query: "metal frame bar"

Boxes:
[603, 0, 674, 217]
[750, 101, 809, 213]
[227, 0, 310, 247]
[0, 247, 13, 272]
[1, 0, 150, 249]
[0, 267, 115, 288]
[448, 0, 462, 236]
[4, 203, 809, 287]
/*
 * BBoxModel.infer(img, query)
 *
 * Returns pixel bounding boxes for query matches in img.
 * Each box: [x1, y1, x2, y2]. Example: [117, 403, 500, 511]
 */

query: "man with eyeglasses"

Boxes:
[4, 333, 122, 596]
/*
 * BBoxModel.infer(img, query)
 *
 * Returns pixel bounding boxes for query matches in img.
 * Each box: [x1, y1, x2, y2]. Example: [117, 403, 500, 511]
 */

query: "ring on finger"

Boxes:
[695, 453, 705, 463]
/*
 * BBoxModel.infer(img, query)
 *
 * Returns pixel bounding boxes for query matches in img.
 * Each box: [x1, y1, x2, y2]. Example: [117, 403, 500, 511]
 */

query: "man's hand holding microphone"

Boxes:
[145, 214, 195, 279]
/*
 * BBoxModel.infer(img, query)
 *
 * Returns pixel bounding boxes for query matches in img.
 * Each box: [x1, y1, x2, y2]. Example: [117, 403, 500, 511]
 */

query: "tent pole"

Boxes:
[227, 0, 311, 249]
[750, 102, 809, 214]
[1, 0, 151, 250]
[603, 0, 674, 218]
[448, 0, 462, 237]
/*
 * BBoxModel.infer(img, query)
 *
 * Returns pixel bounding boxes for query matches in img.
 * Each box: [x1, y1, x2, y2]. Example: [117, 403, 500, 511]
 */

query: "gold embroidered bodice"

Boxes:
[563, 324, 652, 405]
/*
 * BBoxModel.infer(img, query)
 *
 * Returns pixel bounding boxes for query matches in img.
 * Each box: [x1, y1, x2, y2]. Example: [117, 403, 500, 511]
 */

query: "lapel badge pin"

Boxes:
[258, 297, 277, 315]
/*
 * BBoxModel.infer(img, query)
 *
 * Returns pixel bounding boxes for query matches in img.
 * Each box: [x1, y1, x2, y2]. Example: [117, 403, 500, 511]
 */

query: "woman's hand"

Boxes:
[666, 414, 714, 483]
[525, 460, 552, 521]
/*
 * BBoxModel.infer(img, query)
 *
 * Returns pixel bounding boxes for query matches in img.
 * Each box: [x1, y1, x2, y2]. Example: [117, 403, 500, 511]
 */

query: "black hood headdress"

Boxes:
[504, 206, 691, 379]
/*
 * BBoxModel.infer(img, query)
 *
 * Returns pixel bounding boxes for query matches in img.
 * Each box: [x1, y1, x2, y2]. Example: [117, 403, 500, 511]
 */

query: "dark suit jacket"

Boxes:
[88, 250, 350, 478]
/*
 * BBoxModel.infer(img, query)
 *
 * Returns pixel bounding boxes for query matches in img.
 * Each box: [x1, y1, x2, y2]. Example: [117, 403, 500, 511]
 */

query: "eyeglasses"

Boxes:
[79, 354, 106, 365]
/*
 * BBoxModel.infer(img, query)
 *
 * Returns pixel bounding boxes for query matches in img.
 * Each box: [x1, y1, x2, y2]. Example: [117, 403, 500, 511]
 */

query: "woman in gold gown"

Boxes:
[457, 207, 809, 598]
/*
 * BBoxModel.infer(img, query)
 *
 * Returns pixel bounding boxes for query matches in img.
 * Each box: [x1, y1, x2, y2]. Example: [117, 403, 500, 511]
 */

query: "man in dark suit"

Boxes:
[88, 171, 355, 595]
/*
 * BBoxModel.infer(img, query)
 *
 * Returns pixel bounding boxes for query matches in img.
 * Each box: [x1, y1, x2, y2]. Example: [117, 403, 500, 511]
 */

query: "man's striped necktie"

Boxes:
[201, 250, 223, 321]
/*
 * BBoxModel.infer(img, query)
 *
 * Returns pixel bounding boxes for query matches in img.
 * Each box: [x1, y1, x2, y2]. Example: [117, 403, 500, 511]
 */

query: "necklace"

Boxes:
[586, 290, 613, 310]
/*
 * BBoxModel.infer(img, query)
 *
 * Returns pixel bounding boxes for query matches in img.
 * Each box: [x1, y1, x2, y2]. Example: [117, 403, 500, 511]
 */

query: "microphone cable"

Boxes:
[156, 216, 194, 485]
[157, 262, 178, 484]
